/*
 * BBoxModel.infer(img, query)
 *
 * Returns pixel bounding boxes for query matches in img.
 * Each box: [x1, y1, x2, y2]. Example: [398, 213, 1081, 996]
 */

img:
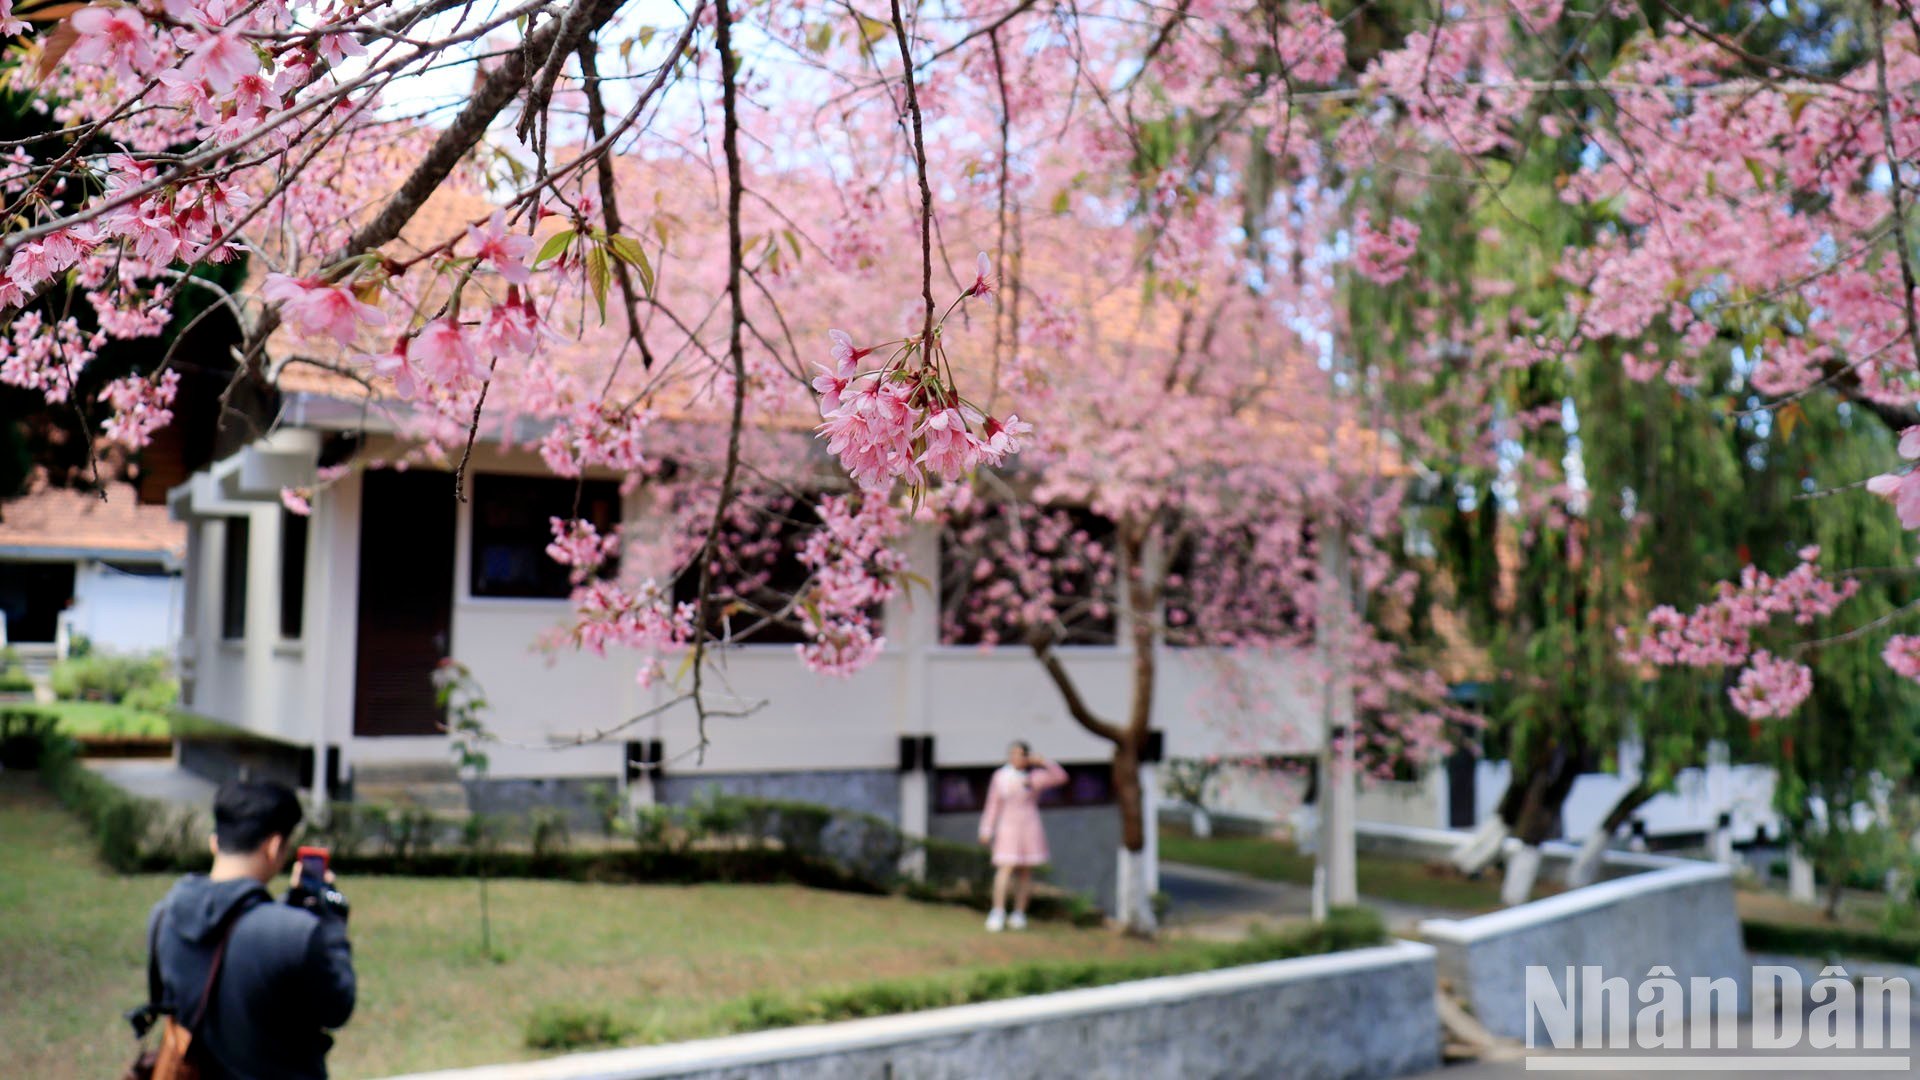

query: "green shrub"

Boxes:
[1743, 918, 1920, 965]
[714, 906, 1386, 1034]
[0, 708, 58, 768]
[524, 1004, 627, 1050]
[27, 727, 207, 872]
[7, 720, 1091, 923]
[122, 678, 180, 713]
[528, 807, 570, 859]
[0, 669, 32, 693]
[48, 652, 172, 705]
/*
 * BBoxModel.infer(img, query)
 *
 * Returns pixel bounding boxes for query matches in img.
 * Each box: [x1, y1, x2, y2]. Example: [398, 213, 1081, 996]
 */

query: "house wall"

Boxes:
[178, 446, 1323, 813]
[68, 560, 182, 655]
[180, 501, 312, 746]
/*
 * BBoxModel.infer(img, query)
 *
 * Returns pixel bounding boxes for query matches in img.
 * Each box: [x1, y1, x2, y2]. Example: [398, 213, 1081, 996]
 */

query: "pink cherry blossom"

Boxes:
[262, 273, 387, 347]
[68, 7, 154, 80]
[1728, 652, 1813, 721]
[968, 251, 996, 299]
[1884, 635, 1920, 681]
[412, 319, 481, 384]
[180, 32, 258, 94]
[467, 211, 535, 284]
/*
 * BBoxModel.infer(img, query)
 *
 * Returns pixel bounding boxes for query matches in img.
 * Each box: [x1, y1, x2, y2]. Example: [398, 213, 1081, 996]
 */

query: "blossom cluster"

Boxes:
[793, 495, 907, 676]
[815, 255, 1030, 493]
[1619, 548, 1858, 720]
[98, 370, 181, 450]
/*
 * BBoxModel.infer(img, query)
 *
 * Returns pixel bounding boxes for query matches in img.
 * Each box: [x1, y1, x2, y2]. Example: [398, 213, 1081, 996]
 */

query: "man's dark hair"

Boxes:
[213, 779, 304, 854]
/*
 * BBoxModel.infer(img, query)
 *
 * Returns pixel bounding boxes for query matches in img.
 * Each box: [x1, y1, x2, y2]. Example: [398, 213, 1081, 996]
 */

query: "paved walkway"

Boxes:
[1158, 861, 1464, 937]
[1407, 1021, 1920, 1079]
[85, 759, 217, 809]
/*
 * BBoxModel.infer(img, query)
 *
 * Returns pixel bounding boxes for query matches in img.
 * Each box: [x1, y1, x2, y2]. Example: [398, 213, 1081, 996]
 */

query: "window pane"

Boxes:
[280, 508, 308, 639]
[221, 516, 249, 639]
[470, 474, 621, 599]
[940, 505, 1117, 646]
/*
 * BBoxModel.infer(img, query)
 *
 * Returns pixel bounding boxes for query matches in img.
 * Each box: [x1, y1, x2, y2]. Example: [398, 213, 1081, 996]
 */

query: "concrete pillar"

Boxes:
[898, 768, 928, 880]
[1315, 519, 1357, 911]
[891, 522, 940, 880]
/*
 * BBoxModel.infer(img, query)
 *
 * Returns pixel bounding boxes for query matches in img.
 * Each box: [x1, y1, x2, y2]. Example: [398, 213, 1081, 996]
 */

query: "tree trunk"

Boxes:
[1190, 806, 1212, 838]
[1499, 744, 1583, 906]
[1113, 740, 1157, 934]
[1452, 814, 1510, 875]
[1500, 844, 1543, 906]
[1563, 783, 1653, 888]
[1029, 519, 1162, 935]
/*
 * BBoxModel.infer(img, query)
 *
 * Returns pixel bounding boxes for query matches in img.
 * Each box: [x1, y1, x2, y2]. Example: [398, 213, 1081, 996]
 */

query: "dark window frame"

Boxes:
[468, 473, 622, 600]
[930, 763, 1115, 814]
[220, 516, 249, 640]
[279, 507, 309, 640]
[939, 505, 1119, 647]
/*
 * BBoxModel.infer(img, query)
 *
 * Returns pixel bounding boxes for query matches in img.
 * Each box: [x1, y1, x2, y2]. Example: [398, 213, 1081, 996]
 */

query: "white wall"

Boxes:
[1469, 751, 1781, 843]
[180, 446, 1324, 784]
[64, 560, 182, 655]
[180, 501, 313, 745]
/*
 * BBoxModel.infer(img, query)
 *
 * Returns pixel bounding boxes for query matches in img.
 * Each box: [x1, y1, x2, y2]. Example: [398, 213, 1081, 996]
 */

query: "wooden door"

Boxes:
[352, 471, 455, 736]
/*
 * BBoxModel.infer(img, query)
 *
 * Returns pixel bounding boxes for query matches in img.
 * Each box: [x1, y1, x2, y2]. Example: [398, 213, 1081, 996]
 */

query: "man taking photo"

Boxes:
[142, 779, 355, 1079]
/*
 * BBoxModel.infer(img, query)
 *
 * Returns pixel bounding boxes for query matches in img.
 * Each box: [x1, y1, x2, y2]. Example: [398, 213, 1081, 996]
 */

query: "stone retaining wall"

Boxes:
[381, 941, 1441, 1080]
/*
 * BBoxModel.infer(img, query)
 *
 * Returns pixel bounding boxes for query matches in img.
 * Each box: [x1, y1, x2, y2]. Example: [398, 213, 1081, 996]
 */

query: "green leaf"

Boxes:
[607, 235, 654, 295]
[1744, 157, 1767, 191]
[586, 245, 610, 320]
[534, 229, 575, 266]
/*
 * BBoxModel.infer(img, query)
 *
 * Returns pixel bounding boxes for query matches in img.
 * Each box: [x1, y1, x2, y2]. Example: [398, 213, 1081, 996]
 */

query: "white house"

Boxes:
[0, 476, 185, 663]
[165, 371, 1327, 909]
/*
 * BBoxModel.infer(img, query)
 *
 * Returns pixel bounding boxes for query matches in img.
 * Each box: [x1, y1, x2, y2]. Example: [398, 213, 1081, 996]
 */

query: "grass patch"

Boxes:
[31, 701, 172, 739]
[0, 774, 1316, 1078]
[525, 1004, 628, 1051]
[711, 906, 1384, 1033]
[1737, 887, 1920, 964]
[1159, 829, 1561, 911]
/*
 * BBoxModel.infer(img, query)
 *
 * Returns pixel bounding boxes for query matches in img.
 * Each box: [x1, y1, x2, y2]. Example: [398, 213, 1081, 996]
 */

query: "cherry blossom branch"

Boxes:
[888, 0, 935, 348]
[687, 0, 748, 759]
[1870, 3, 1920, 375]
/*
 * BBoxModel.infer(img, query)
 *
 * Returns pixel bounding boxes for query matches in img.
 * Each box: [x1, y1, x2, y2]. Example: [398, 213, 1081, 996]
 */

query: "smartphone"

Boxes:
[297, 845, 330, 887]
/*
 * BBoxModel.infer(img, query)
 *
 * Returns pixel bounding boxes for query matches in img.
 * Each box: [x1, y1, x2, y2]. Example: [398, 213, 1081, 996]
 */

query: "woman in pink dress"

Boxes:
[977, 740, 1069, 931]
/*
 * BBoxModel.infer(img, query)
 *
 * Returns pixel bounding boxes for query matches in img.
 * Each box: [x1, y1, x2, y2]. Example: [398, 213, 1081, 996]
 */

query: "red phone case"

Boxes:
[297, 845, 330, 868]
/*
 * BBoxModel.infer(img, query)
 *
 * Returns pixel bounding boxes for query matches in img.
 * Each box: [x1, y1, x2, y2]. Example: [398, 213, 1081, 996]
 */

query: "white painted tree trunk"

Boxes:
[1115, 846, 1158, 934]
[1190, 806, 1212, 838]
[1563, 785, 1645, 888]
[1501, 843, 1543, 906]
[1563, 824, 1611, 888]
[1452, 815, 1509, 875]
[1788, 846, 1817, 904]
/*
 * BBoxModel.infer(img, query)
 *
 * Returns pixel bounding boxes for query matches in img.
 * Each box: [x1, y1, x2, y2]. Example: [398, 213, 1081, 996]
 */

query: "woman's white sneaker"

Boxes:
[1008, 912, 1028, 931]
[985, 908, 1007, 932]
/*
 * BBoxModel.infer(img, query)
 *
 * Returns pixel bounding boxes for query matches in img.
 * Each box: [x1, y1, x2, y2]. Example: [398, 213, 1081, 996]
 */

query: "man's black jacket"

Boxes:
[148, 875, 355, 1080]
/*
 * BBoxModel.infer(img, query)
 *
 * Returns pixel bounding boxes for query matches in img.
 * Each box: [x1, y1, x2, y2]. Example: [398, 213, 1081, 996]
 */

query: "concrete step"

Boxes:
[349, 762, 470, 816]
[351, 783, 470, 816]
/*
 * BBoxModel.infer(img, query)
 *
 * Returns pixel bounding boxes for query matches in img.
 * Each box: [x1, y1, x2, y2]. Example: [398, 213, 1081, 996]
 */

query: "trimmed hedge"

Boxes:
[11, 726, 1097, 924]
[711, 905, 1387, 1033]
[1743, 918, 1920, 966]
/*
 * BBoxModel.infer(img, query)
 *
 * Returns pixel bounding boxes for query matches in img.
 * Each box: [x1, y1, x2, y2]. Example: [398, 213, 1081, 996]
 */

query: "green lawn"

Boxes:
[2, 775, 1240, 1078]
[34, 700, 172, 738]
[1160, 829, 1561, 911]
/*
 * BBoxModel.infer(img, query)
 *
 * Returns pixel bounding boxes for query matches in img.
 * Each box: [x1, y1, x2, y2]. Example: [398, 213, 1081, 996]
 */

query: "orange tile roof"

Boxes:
[0, 477, 185, 561]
